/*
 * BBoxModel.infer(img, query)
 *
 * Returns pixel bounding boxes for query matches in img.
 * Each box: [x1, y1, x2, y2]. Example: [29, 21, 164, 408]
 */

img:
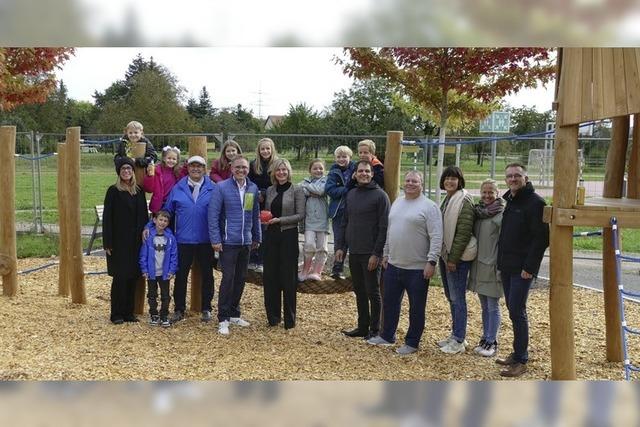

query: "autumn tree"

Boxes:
[0, 47, 74, 112]
[339, 48, 555, 202]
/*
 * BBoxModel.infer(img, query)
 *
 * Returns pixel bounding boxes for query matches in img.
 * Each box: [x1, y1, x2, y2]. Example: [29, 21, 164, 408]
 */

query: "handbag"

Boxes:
[460, 235, 478, 261]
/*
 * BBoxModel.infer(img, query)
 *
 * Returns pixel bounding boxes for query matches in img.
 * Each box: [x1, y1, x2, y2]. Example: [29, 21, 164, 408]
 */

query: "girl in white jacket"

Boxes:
[298, 159, 330, 281]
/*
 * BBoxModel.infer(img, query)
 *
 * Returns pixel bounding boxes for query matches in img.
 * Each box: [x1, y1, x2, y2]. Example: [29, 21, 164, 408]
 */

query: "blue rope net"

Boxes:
[611, 216, 640, 380]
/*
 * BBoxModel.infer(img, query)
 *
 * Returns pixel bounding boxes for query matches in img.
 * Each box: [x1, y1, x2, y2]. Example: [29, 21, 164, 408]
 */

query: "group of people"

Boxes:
[102, 120, 549, 378]
[362, 163, 548, 378]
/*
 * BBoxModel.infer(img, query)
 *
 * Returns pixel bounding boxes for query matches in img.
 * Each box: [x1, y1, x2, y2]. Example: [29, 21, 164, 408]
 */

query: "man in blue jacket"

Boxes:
[162, 155, 216, 323]
[208, 155, 261, 336]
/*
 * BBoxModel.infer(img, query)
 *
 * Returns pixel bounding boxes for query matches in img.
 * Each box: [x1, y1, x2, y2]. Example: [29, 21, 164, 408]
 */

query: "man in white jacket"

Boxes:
[368, 170, 443, 355]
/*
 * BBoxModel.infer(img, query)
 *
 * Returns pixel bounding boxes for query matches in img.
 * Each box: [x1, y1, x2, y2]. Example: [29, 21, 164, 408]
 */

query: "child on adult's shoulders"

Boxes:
[114, 120, 158, 169]
[356, 139, 384, 188]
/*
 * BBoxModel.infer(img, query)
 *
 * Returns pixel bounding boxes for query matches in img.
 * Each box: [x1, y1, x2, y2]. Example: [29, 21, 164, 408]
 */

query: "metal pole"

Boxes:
[35, 132, 44, 233]
[29, 131, 37, 232]
[490, 135, 497, 179]
[422, 142, 428, 196]
[427, 142, 433, 199]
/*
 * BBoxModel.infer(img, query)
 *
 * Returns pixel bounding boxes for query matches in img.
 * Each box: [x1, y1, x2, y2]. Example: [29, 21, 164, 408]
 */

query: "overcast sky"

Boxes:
[56, 47, 556, 118]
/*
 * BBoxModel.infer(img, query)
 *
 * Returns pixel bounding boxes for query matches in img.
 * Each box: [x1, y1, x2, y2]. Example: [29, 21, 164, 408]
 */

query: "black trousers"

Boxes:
[174, 243, 215, 313]
[110, 276, 138, 321]
[349, 253, 382, 333]
[147, 276, 171, 317]
[263, 227, 298, 328]
[218, 244, 250, 322]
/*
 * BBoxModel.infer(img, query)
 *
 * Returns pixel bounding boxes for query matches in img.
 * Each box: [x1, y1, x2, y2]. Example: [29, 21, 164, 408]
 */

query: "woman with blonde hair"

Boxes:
[468, 179, 505, 357]
[248, 137, 279, 272]
[262, 158, 305, 329]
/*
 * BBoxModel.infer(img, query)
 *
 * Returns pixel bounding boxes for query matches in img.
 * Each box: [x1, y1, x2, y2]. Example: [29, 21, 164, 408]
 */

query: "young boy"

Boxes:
[139, 210, 178, 327]
[114, 120, 158, 169]
[357, 139, 384, 188]
[325, 146, 356, 280]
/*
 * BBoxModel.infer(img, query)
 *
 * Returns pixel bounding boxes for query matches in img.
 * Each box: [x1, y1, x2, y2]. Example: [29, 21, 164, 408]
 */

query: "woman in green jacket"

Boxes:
[437, 166, 476, 355]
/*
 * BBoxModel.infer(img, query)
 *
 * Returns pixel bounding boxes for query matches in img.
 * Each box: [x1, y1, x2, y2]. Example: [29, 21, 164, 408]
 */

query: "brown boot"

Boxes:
[495, 353, 516, 366]
[500, 362, 527, 377]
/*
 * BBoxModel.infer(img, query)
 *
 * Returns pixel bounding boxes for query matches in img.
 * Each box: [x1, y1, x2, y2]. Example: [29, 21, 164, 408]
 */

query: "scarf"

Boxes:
[188, 176, 203, 202]
[473, 197, 505, 219]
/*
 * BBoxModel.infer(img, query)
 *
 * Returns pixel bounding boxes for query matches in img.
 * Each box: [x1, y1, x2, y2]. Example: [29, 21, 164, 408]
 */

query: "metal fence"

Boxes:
[13, 130, 619, 233]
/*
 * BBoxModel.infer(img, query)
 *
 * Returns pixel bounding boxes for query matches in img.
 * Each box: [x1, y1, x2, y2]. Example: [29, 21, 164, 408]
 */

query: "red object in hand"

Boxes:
[260, 210, 273, 224]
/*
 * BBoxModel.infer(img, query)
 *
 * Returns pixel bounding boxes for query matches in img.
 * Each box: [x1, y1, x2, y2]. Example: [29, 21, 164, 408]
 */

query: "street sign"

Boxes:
[479, 111, 511, 133]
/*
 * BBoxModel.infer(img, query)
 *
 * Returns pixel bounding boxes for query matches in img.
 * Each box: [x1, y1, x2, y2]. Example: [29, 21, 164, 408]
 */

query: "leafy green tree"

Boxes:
[94, 68, 195, 133]
[326, 78, 426, 135]
[272, 103, 326, 159]
[186, 86, 215, 119]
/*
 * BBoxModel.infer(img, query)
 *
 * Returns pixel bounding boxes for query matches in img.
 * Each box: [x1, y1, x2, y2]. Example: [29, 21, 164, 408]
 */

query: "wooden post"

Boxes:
[188, 136, 208, 312]
[602, 116, 629, 362]
[65, 127, 86, 303]
[628, 114, 640, 199]
[549, 124, 579, 379]
[383, 131, 403, 203]
[0, 126, 18, 296]
[132, 142, 148, 314]
[56, 143, 69, 297]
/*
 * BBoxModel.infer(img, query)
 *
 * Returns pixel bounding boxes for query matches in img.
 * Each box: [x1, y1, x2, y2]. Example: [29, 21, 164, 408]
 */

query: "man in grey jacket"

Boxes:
[367, 170, 443, 354]
[335, 160, 390, 339]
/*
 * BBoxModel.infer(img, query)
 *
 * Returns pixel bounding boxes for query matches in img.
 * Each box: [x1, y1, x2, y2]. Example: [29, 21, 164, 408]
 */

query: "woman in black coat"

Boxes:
[103, 157, 149, 324]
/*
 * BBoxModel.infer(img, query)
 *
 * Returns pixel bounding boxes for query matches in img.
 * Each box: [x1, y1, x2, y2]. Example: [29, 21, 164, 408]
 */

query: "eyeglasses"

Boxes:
[120, 165, 133, 171]
[506, 174, 524, 179]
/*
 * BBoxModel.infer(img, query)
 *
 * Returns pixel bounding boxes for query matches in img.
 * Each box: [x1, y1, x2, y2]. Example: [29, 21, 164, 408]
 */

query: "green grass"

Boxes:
[572, 227, 640, 253]
[16, 232, 99, 258]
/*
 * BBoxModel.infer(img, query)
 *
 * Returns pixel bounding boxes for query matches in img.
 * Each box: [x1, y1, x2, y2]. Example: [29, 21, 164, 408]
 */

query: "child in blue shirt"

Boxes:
[139, 210, 178, 327]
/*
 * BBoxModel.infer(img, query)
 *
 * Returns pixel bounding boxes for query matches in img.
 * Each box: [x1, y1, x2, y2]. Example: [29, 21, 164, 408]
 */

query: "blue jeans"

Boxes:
[478, 294, 501, 343]
[381, 263, 429, 348]
[501, 271, 532, 364]
[439, 259, 471, 342]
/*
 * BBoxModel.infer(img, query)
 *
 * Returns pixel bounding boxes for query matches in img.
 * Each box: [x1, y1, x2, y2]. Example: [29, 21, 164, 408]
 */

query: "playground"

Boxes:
[1, 255, 637, 381]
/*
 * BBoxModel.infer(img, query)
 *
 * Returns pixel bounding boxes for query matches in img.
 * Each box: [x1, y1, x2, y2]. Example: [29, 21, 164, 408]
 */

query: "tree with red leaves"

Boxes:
[0, 48, 74, 112]
[339, 48, 555, 202]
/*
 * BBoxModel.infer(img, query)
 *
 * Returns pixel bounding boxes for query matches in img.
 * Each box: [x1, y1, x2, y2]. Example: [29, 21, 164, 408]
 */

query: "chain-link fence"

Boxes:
[13, 131, 618, 233]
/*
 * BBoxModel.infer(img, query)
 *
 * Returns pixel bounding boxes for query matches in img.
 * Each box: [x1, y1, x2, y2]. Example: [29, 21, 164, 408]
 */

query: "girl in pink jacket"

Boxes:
[142, 146, 185, 214]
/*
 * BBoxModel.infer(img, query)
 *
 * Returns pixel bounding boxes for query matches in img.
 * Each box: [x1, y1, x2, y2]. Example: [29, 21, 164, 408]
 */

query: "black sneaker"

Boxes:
[150, 315, 160, 326]
[160, 317, 170, 328]
[170, 311, 184, 324]
[331, 272, 346, 280]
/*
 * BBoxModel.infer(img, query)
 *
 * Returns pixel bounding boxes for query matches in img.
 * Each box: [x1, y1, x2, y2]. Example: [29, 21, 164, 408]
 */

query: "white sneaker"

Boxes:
[440, 339, 466, 354]
[478, 342, 498, 357]
[366, 335, 393, 346]
[247, 263, 257, 271]
[437, 336, 454, 347]
[230, 317, 250, 327]
[254, 264, 263, 273]
[218, 320, 230, 335]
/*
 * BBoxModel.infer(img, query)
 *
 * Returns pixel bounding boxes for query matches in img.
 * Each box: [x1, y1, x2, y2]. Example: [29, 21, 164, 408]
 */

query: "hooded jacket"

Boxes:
[139, 226, 178, 280]
[325, 161, 356, 218]
[336, 180, 390, 257]
[497, 181, 549, 275]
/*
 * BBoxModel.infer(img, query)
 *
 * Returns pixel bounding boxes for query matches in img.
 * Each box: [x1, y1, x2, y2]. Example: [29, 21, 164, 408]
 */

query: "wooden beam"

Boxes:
[628, 113, 640, 199]
[602, 116, 629, 362]
[0, 126, 18, 297]
[551, 207, 640, 228]
[549, 124, 579, 379]
[188, 136, 208, 313]
[56, 143, 69, 297]
[132, 142, 148, 315]
[383, 131, 403, 204]
[64, 127, 86, 304]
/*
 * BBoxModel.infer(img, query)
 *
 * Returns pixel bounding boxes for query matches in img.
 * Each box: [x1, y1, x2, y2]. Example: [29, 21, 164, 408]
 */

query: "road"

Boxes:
[537, 249, 640, 297]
